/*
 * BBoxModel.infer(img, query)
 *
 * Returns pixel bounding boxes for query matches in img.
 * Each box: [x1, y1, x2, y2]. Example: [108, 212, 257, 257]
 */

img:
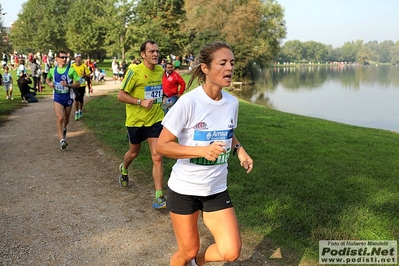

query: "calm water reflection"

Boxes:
[235, 65, 399, 132]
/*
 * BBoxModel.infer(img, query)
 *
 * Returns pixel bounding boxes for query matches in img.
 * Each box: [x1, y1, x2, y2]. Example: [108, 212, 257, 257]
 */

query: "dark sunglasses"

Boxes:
[59, 56, 68, 59]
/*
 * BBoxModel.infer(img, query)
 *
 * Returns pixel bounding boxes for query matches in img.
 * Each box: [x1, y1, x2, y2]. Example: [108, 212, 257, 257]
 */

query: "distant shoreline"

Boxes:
[272, 62, 393, 67]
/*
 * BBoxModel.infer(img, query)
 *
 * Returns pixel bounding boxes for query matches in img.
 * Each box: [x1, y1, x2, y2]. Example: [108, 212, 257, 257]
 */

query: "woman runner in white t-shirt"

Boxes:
[157, 41, 253, 266]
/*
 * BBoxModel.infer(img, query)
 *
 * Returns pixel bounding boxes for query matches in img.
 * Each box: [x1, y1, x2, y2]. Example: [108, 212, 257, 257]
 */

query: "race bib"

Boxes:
[190, 129, 234, 165]
[54, 81, 69, 93]
[144, 85, 162, 104]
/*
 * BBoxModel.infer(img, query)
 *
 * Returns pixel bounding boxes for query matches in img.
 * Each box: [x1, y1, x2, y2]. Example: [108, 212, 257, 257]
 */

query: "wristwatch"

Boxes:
[137, 99, 141, 106]
[233, 143, 243, 156]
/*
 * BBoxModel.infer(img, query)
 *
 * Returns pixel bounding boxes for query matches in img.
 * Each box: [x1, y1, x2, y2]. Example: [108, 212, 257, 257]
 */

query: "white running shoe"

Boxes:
[187, 258, 199, 266]
[60, 139, 68, 150]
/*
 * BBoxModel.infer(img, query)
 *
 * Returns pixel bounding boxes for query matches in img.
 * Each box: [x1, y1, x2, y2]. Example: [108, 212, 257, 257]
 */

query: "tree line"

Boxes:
[1, 0, 286, 78]
[276, 39, 399, 65]
[2, 1, 398, 79]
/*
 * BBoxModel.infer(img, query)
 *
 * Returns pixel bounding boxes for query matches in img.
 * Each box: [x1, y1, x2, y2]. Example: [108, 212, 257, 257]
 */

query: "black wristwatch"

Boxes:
[233, 143, 242, 156]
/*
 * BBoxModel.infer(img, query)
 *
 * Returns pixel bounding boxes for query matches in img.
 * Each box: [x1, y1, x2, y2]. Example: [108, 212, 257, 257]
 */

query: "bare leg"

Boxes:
[123, 142, 141, 170]
[53, 102, 72, 140]
[197, 208, 241, 265]
[169, 211, 201, 266]
[147, 137, 163, 191]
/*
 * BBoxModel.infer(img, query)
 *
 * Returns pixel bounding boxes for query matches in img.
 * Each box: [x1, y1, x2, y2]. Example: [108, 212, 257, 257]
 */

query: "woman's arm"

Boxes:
[231, 134, 254, 173]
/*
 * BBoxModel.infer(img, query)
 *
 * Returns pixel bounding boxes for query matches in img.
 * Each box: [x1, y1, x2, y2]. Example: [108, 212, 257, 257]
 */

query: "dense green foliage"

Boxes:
[5, 0, 286, 78]
[183, 0, 286, 78]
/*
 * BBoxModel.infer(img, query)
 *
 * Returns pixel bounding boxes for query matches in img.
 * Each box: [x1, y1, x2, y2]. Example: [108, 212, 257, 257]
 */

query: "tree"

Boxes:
[389, 44, 399, 64]
[378, 40, 394, 63]
[9, 0, 72, 54]
[356, 46, 374, 64]
[363, 40, 381, 62]
[65, 0, 107, 59]
[302, 41, 328, 62]
[279, 40, 305, 62]
[133, 0, 187, 59]
[183, 0, 286, 78]
[98, 0, 137, 60]
[340, 40, 363, 62]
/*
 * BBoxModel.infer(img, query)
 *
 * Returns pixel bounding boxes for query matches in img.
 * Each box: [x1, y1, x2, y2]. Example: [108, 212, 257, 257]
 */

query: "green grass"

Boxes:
[0, 68, 52, 122]
[96, 60, 114, 78]
[83, 92, 399, 265]
[0, 64, 113, 123]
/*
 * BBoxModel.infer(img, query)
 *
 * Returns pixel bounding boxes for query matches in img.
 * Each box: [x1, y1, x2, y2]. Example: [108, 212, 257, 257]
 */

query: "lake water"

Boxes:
[234, 65, 399, 132]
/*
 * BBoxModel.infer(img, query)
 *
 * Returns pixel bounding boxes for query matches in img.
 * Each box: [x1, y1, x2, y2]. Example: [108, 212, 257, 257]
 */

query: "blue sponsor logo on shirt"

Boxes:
[193, 129, 234, 141]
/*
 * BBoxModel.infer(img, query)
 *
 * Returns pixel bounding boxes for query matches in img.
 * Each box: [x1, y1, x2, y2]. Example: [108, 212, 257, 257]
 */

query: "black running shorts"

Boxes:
[167, 187, 234, 215]
[126, 121, 163, 144]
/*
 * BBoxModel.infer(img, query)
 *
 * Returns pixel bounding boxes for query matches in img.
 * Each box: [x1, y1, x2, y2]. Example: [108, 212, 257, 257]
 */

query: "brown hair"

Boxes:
[57, 50, 67, 57]
[187, 41, 233, 89]
[164, 62, 173, 68]
[140, 40, 157, 53]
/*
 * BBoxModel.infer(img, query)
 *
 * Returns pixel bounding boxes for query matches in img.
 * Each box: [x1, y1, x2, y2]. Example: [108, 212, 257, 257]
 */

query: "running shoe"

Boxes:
[187, 259, 199, 266]
[74, 111, 80, 121]
[63, 127, 67, 140]
[10, 97, 13, 100]
[118, 163, 129, 187]
[152, 196, 167, 209]
[60, 139, 68, 150]
[5, 96, 9, 100]
[79, 110, 83, 119]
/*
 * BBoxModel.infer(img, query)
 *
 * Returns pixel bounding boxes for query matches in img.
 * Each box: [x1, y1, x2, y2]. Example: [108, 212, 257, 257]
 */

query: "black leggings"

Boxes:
[32, 77, 39, 91]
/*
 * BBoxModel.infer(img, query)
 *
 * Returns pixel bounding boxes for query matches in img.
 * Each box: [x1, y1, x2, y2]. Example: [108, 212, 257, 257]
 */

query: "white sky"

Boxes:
[1, 0, 24, 27]
[2, 0, 399, 48]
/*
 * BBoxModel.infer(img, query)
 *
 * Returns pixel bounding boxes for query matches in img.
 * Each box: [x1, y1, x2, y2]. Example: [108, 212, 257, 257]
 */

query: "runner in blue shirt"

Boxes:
[46, 51, 80, 150]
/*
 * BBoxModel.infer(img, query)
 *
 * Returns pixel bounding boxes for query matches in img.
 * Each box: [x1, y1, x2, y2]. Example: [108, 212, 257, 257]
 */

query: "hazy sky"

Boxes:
[1, 0, 24, 27]
[278, 0, 399, 47]
[2, 0, 399, 48]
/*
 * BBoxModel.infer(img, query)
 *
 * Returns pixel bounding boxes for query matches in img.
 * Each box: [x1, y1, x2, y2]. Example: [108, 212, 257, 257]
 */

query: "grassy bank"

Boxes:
[84, 91, 399, 265]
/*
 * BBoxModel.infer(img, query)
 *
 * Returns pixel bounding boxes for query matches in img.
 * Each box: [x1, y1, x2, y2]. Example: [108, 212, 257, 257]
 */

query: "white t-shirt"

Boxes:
[112, 61, 119, 74]
[17, 65, 26, 76]
[162, 85, 239, 196]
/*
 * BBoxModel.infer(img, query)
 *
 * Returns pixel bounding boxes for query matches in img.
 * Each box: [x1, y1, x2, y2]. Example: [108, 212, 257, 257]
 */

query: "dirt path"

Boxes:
[0, 81, 260, 266]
